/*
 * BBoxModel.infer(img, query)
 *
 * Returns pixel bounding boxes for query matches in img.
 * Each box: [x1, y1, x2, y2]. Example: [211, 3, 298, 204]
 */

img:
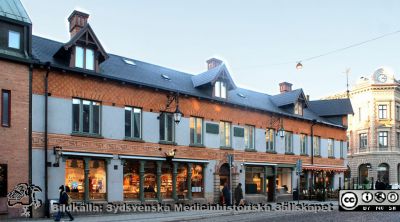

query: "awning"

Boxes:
[119, 155, 209, 163]
[244, 162, 277, 166]
[62, 151, 113, 158]
[302, 165, 347, 172]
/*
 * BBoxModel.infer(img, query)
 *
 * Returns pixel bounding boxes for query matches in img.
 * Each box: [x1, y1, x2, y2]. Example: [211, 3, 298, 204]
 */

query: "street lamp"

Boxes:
[296, 62, 303, 70]
[174, 105, 182, 124]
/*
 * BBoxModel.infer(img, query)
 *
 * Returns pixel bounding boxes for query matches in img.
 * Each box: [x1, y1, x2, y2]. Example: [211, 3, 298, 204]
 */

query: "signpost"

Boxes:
[296, 159, 302, 204]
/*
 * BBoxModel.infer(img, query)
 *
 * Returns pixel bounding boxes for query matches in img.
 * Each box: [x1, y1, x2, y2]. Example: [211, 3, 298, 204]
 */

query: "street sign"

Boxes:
[296, 159, 302, 174]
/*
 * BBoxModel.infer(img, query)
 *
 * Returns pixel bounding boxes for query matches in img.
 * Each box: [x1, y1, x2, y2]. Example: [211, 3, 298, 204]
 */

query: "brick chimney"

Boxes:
[279, 82, 292, 93]
[68, 10, 89, 38]
[206, 58, 223, 70]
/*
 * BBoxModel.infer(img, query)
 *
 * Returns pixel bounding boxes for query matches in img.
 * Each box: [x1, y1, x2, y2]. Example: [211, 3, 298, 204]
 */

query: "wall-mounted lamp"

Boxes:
[270, 114, 285, 138]
[296, 62, 303, 70]
[165, 93, 183, 124]
[53, 146, 62, 167]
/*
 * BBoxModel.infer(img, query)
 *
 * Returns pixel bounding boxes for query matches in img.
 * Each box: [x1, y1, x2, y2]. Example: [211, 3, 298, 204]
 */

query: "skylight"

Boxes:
[161, 74, 171, 80]
[237, 93, 246, 98]
[123, 58, 136, 66]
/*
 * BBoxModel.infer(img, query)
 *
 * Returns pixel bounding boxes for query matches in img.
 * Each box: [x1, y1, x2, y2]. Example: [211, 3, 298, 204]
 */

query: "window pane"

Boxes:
[225, 122, 231, 147]
[160, 114, 165, 141]
[133, 108, 141, 138]
[177, 163, 188, 197]
[125, 107, 132, 137]
[89, 160, 107, 200]
[192, 164, 204, 198]
[167, 114, 173, 142]
[144, 162, 157, 199]
[75, 46, 84, 68]
[8, 31, 20, 49]
[215, 81, 221, 97]
[123, 160, 139, 199]
[190, 117, 195, 144]
[196, 118, 202, 144]
[2, 91, 10, 126]
[161, 163, 173, 198]
[219, 122, 225, 146]
[86, 48, 95, 70]
[92, 102, 100, 134]
[72, 99, 80, 132]
[82, 100, 90, 133]
[249, 126, 254, 148]
[221, 82, 226, 98]
[65, 159, 85, 200]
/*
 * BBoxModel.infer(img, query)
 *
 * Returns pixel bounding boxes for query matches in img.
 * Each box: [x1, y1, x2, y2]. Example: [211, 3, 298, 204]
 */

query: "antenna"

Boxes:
[344, 68, 351, 98]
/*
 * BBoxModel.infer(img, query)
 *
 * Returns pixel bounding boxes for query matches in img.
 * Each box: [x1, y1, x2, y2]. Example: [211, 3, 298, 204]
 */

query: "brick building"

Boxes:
[0, 0, 32, 217]
[0, 1, 353, 218]
[327, 67, 400, 189]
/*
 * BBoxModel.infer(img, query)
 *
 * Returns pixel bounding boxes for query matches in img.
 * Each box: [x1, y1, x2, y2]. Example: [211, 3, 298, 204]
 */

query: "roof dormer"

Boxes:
[192, 58, 236, 99]
[53, 10, 108, 72]
[270, 82, 309, 116]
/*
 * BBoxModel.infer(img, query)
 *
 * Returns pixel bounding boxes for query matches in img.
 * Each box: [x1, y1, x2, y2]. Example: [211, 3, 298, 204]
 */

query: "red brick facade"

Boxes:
[0, 60, 29, 216]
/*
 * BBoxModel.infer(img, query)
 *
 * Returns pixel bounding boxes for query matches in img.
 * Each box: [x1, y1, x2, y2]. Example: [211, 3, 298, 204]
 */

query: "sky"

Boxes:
[20, 0, 400, 99]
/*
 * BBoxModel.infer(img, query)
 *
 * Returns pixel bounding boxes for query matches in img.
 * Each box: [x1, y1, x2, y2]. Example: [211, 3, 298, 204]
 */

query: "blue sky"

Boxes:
[21, 0, 400, 98]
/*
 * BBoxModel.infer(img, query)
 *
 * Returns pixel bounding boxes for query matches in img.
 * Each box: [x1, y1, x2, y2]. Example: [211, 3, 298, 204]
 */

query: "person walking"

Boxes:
[55, 185, 74, 221]
[234, 183, 244, 205]
[222, 182, 231, 205]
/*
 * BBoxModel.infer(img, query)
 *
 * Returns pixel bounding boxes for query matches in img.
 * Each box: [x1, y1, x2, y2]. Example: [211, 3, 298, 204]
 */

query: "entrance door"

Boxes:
[219, 163, 230, 204]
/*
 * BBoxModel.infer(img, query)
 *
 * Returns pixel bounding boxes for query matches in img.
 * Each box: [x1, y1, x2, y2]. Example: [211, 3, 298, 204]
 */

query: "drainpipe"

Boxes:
[44, 62, 51, 218]
[310, 119, 317, 199]
[28, 64, 33, 218]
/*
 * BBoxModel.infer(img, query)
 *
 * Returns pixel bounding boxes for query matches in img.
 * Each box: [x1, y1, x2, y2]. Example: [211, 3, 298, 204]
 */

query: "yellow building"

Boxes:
[327, 67, 400, 188]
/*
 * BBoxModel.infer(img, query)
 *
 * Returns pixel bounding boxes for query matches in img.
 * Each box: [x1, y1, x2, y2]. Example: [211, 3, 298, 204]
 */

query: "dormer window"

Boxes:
[294, 101, 303, 115]
[214, 81, 227, 98]
[8, 30, 20, 49]
[75, 46, 94, 70]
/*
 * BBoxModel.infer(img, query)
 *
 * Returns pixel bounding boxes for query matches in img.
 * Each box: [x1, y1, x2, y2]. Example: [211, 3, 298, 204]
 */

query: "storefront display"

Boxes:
[245, 166, 264, 194]
[161, 163, 173, 199]
[65, 159, 85, 200]
[277, 168, 292, 194]
[89, 159, 107, 200]
[144, 162, 157, 199]
[123, 161, 140, 199]
[177, 163, 188, 198]
[191, 164, 204, 198]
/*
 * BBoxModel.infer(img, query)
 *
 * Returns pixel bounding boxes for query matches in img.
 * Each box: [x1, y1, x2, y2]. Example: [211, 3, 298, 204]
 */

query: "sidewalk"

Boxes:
[13, 201, 338, 222]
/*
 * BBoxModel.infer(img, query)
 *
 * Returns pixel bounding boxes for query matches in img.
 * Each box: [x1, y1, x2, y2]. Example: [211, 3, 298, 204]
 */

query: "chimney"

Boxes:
[206, 58, 223, 70]
[68, 10, 89, 38]
[279, 82, 292, 93]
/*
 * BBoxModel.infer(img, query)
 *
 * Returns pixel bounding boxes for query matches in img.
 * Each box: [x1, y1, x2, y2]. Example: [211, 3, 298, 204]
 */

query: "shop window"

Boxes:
[0, 164, 7, 197]
[144, 162, 157, 199]
[277, 168, 292, 194]
[161, 163, 173, 199]
[177, 163, 188, 197]
[72, 98, 101, 135]
[190, 117, 203, 145]
[123, 160, 140, 199]
[89, 160, 107, 200]
[245, 166, 264, 194]
[191, 164, 204, 198]
[65, 159, 85, 200]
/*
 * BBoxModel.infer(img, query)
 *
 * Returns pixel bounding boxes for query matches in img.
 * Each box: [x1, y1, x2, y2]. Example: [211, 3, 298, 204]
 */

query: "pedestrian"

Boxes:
[55, 185, 74, 221]
[222, 182, 231, 205]
[234, 183, 243, 205]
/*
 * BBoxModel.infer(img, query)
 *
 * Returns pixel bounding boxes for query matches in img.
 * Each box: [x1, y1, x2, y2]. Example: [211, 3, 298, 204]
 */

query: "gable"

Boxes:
[192, 64, 236, 90]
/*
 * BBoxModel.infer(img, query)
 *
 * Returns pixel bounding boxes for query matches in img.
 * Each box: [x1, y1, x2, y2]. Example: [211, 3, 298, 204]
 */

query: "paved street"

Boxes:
[9, 201, 398, 222]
